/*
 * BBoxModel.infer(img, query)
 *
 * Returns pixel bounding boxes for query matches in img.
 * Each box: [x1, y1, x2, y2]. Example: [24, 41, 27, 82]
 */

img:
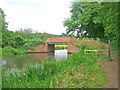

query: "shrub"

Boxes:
[2, 46, 26, 55]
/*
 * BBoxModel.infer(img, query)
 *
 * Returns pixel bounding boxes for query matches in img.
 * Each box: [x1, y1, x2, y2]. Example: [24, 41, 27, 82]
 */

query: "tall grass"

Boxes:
[70, 38, 108, 50]
[2, 51, 107, 88]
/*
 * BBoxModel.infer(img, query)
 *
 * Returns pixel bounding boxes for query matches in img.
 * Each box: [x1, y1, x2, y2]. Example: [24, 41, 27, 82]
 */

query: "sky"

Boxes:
[0, 0, 72, 35]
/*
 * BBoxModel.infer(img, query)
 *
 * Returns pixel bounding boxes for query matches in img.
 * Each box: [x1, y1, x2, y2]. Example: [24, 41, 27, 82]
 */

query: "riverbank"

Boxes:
[2, 51, 107, 88]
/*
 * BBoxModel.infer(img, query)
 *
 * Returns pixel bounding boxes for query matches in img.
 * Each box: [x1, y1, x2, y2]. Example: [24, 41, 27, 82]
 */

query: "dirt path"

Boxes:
[98, 56, 118, 88]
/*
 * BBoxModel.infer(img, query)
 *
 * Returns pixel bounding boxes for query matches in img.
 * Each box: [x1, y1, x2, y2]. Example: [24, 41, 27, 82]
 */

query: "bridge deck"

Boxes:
[46, 37, 72, 43]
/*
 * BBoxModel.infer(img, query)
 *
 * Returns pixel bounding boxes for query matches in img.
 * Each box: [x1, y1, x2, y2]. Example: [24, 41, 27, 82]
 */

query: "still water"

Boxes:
[2, 50, 70, 72]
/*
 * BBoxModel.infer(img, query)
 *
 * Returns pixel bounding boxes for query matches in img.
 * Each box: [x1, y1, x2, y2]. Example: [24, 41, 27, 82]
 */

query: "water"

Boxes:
[2, 50, 69, 72]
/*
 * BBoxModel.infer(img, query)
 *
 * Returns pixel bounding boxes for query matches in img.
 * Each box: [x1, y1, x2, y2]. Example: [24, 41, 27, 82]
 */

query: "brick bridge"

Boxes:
[29, 37, 79, 53]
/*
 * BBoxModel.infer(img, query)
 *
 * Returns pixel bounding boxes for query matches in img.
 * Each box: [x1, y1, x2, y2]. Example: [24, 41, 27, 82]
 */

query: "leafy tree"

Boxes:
[0, 8, 8, 47]
[0, 8, 8, 31]
[64, 2, 118, 43]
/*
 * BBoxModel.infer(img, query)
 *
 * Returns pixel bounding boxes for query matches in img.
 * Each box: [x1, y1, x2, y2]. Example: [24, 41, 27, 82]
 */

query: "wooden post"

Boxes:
[108, 49, 112, 61]
[96, 50, 98, 57]
[84, 49, 86, 53]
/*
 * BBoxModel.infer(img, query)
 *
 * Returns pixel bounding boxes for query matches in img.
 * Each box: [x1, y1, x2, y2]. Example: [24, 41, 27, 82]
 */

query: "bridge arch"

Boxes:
[46, 37, 79, 53]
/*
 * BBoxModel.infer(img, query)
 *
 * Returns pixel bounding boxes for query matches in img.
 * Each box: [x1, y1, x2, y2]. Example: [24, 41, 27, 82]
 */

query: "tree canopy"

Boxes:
[64, 2, 118, 42]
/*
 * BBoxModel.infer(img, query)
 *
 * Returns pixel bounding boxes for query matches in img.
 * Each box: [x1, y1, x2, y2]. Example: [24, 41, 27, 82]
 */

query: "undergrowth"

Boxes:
[2, 51, 107, 88]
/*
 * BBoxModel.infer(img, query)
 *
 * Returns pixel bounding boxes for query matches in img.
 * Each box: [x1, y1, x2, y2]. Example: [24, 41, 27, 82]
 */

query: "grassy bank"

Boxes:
[2, 51, 107, 88]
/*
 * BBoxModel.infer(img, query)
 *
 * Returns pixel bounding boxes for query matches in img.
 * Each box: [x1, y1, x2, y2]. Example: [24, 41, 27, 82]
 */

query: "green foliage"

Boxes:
[12, 35, 25, 48]
[2, 27, 51, 54]
[0, 31, 2, 47]
[2, 46, 26, 55]
[2, 27, 58, 54]
[0, 8, 8, 31]
[0, 48, 1, 90]
[2, 46, 17, 55]
[2, 51, 106, 88]
[55, 45, 67, 50]
[64, 2, 118, 43]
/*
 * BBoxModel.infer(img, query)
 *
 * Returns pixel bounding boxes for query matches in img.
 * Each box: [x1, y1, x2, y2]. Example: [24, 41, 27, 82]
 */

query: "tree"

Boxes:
[0, 8, 8, 47]
[0, 8, 8, 31]
[64, 2, 118, 42]
[2, 30, 14, 48]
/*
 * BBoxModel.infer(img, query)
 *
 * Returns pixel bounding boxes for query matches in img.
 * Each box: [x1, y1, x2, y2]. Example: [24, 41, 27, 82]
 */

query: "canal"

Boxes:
[2, 50, 70, 72]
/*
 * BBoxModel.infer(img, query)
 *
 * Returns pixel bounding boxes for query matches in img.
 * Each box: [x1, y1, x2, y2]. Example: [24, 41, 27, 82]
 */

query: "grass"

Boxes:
[71, 38, 107, 50]
[2, 51, 107, 88]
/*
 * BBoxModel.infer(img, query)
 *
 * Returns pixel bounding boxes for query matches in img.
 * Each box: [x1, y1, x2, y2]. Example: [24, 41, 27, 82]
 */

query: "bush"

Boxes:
[2, 46, 26, 55]
[2, 46, 17, 55]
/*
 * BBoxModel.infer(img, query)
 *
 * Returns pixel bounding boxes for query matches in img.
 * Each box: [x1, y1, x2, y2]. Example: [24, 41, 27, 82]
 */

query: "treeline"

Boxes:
[64, 2, 118, 51]
[0, 8, 68, 55]
[2, 28, 58, 54]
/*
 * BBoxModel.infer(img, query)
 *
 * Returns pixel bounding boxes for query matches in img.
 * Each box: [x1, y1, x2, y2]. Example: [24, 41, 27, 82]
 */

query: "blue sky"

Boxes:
[0, 0, 72, 35]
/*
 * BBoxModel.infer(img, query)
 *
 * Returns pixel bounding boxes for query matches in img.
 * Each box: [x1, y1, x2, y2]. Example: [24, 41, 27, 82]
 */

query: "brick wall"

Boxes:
[29, 45, 48, 53]
[29, 44, 55, 53]
[47, 44, 54, 52]
[68, 44, 79, 54]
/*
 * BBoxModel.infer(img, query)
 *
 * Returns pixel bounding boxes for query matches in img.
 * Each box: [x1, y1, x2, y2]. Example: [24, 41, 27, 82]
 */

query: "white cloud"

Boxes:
[0, 0, 71, 35]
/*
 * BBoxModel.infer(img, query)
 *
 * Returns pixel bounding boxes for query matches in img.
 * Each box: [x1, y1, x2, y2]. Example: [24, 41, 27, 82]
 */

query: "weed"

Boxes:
[2, 51, 107, 88]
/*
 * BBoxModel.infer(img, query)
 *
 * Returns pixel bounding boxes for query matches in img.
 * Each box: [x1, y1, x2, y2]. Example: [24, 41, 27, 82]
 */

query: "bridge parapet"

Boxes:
[46, 37, 72, 43]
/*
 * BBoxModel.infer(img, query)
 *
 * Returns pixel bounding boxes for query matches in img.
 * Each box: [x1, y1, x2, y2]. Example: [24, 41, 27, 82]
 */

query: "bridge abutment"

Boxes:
[68, 44, 79, 54]
[47, 44, 55, 52]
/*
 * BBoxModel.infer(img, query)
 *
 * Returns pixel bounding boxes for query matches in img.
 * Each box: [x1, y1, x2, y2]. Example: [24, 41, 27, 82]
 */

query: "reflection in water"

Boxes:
[2, 50, 70, 72]
[54, 50, 67, 61]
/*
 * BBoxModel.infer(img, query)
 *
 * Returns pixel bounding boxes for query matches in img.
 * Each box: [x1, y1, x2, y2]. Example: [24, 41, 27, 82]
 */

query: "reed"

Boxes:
[2, 51, 107, 88]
